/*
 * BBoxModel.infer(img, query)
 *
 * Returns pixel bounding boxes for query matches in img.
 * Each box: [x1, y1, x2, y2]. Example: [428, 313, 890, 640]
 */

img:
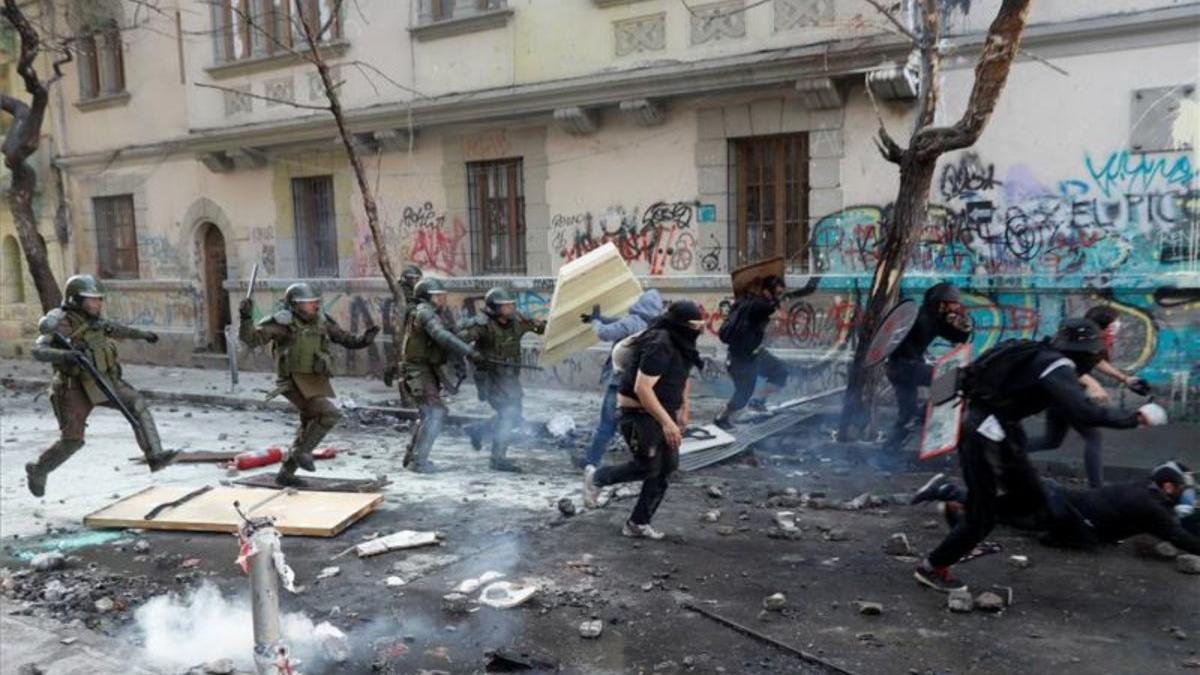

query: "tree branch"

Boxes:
[915, 0, 940, 131]
[863, 81, 904, 164]
[911, 0, 1032, 160]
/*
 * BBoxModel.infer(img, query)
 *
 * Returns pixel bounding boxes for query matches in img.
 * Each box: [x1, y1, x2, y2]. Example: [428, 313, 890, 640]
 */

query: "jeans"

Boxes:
[593, 410, 679, 525]
[1027, 409, 1105, 487]
[585, 384, 620, 467]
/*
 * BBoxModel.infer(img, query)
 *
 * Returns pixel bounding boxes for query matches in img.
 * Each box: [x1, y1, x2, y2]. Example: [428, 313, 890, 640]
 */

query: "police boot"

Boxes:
[402, 422, 420, 469]
[409, 406, 446, 473]
[489, 413, 520, 473]
[26, 439, 85, 497]
[275, 458, 309, 488]
[289, 421, 320, 472]
[131, 403, 178, 472]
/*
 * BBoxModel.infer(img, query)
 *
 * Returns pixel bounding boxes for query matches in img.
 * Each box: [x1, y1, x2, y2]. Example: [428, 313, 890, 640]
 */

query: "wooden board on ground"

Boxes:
[918, 343, 972, 460]
[83, 485, 382, 537]
[130, 451, 239, 464]
[679, 409, 820, 472]
[679, 424, 736, 456]
[541, 242, 643, 365]
[234, 473, 390, 493]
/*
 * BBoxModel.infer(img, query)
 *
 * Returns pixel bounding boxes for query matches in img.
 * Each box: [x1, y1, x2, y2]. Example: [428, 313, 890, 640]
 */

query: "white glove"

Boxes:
[1137, 402, 1167, 427]
[1177, 503, 1196, 519]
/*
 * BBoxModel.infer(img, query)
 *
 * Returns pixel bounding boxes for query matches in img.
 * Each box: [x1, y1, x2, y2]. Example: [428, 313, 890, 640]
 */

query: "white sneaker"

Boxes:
[582, 465, 600, 509]
[621, 520, 665, 540]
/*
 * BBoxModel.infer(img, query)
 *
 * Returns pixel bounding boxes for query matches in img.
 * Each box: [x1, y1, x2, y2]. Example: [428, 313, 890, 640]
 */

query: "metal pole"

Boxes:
[246, 525, 286, 674]
[226, 324, 239, 393]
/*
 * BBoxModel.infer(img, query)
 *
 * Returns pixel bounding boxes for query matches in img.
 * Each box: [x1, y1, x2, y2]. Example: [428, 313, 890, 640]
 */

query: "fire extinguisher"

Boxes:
[233, 447, 284, 470]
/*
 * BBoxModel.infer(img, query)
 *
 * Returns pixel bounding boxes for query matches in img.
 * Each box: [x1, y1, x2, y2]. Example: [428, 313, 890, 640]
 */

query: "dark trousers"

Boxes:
[927, 408, 1047, 568]
[1027, 409, 1104, 487]
[593, 410, 679, 525]
[886, 358, 934, 445]
[725, 350, 789, 413]
[585, 384, 620, 467]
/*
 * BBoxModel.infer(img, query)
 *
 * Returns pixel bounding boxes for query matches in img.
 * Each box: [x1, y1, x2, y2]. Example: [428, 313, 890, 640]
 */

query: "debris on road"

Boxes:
[479, 580, 539, 609]
[455, 571, 505, 593]
[1008, 555, 1031, 569]
[579, 619, 604, 638]
[1153, 541, 1179, 559]
[317, 566, 341, 580]
[854, 601, 883, 616]
[385, 576, 406, 587]
[773, 511, 798, 533]
[700, 509, 721, 523]
[352, 530, 441, 558]
[29, 552, 65, 572]
[948, 589, 974, 613]
[315, 621, 351, 662]
[557, 498, 576, 517]
[443, 592, 474, 614]
[884, 533, 912, 556]
[975, 592, 1005, 613]
[706, 485, 725, 499]
[545, 414, 576, 439]
[762, 592, 787, 612]
[483, 648, 559, 672]
[1176, 554, 1200, 575]
[684, 602, 862, 675]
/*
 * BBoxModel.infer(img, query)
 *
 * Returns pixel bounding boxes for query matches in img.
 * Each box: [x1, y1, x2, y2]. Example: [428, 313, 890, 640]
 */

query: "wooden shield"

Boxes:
[864, 300, 919, 367]
[731, 257, 785, 298]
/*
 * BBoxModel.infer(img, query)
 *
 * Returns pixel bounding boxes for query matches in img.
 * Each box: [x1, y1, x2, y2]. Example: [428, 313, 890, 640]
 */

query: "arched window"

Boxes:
[2, 236, 26, 304]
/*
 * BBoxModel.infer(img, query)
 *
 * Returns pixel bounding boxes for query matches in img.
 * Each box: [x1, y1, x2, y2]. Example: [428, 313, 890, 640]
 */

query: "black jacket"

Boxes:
[1055, 481, 1200, 554]
[725, 295, 778, 360]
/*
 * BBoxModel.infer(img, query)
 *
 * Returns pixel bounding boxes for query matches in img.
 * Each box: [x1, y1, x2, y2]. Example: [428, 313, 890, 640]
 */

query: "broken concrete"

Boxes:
[948, 589, 973, 613]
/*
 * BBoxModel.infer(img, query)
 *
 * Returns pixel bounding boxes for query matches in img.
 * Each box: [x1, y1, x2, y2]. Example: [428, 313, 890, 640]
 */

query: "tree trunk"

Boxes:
[839, 157, 937, 438]
[6, 161, 62, 310]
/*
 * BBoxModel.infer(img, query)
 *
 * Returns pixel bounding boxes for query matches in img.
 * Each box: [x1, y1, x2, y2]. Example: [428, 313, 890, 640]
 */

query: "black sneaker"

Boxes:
[911, 473, 948, 504]
[747, 398, 768, 413]
[713, 416, 736, 431]
[467, 426, 484, 452]
[275, 472, 309, 488]
[490, 458, 522, 473]
[914, 561, 967, 592]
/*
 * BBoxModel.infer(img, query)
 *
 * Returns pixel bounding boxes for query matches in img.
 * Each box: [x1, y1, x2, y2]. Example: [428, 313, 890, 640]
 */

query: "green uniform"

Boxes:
[399, 300, 476, 471]
[240, 308, 376, 482]
[460, 312, 545, 470]
[28, 308, 164, 494]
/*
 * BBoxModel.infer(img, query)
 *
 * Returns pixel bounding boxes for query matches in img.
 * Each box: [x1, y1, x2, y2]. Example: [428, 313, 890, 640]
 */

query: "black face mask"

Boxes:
[1068, 351, 1102, 375]
[646, 315, 705, 371]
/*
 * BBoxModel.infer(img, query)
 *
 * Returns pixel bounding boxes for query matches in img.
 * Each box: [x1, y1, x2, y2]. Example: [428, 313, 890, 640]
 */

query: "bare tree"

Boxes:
[838, 0, 1033, 438]
[1, 0, 70, 311]
[197, 0, 405, 321]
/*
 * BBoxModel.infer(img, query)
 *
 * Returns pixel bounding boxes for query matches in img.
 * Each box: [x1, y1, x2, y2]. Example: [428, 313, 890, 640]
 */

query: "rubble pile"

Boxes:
[1, 563, 172, 633]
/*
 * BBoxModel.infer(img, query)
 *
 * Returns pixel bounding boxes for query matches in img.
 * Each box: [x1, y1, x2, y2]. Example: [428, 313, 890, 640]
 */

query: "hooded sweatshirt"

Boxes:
[594, 289, 664, 384]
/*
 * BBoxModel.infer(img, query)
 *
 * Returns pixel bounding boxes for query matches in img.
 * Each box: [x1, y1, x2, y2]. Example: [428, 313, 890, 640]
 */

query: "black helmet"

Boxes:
[484, 287, 515, 315]
[414, 278, 446, 302]
[1084, 305, 1119, 330]
[401, 265, 423, 286]
[924, 282, 961, 305]
[666, 299, 704, 324]
[284, 282, 320, 309]
[63, 274, 104, 310]
[1152, 461, 1194, 488]
[1051, 318, 1103, 354]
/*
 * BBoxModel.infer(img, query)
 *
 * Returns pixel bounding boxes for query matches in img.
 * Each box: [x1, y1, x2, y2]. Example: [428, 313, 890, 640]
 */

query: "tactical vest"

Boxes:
[478, 316, 524, 363]
[64, 310, 120, 378]
[275, 314, 332, 377]
[401, 303, 447, 366]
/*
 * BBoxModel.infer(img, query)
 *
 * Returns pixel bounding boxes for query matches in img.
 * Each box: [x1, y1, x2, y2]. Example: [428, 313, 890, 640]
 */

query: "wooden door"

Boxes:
[202, 224, 231, 352]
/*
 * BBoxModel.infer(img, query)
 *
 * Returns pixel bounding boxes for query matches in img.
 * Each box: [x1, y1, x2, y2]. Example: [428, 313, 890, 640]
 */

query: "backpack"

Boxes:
[960, 338, 1048, 407]
[717, 300, 749, 347]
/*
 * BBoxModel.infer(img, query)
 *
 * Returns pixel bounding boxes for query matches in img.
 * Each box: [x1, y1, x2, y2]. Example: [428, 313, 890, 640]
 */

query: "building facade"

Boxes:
[1, 0, 1197, 413]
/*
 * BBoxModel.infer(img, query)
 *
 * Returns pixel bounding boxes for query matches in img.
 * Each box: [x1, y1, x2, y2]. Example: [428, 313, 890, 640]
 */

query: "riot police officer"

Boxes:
[460, 287, 546, 472]
[26, 275, 176, 497]
[400, 278, 481, 472]
[239, 282, 379, 486]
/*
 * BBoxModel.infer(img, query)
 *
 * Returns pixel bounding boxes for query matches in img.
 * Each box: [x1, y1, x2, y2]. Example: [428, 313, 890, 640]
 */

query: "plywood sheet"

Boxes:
[542, 242, 643, 365]
[679, 424, 736, 456]
[83, 485, 382, 537]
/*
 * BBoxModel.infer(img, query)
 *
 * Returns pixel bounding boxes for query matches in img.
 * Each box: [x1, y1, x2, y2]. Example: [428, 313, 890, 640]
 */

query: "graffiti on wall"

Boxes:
[809, 150, 1197, 277]
[550, 201, 704, 275]
[401, 202, 469, 276]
